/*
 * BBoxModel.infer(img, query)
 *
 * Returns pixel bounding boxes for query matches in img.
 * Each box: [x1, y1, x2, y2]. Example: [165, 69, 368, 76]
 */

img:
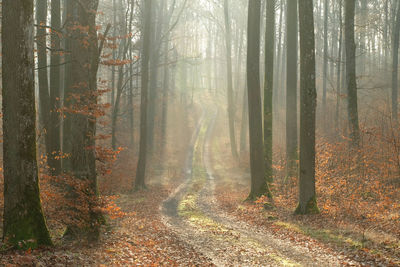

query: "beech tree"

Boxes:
[264, 0, 275, 183]
[135, 0, 153, 190]
[247, 0, 272, 200]
[49, 0, 62, 175]
[296, 0, 319, 214]
[345, 0, 360, 147]
[224, 0, 239, 159]
[322, 0, 329, 121]
[286, 0, 298, 178]
[2, 0, 52, 248]
[392, 0, 400, 124]
[37, 0, 62, 175]
[62, 0, 103, 241]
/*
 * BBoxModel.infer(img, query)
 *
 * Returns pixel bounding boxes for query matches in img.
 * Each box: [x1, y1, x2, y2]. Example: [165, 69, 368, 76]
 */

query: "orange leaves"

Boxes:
[70, 24, 90, 34]
[101, 59, 133, 66]
[63, 89, 111, 118]
[100, 196, 128, 219]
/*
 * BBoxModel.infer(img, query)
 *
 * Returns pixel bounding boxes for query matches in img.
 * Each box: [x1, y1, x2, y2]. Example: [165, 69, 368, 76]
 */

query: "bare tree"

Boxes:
[224, 0, 239, 159]
[135, 0, 153, 190]
[392, 0, 400, 124]
[49, 0, 62, 175]
[286, 0, 298, 179]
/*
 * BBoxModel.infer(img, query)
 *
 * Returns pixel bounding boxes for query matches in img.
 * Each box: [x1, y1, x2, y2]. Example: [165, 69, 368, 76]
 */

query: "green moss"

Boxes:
[294, 196, 320, 215]
[263, 202, 275, 211]
[3, 209, 52, 249]
[267, 254, 300, 267]
[274, 221, 363, 249]
[3, 184, 53, 249]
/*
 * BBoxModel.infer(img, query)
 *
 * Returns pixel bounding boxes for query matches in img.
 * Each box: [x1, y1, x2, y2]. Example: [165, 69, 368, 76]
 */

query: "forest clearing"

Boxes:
[0, 0, 400, 266]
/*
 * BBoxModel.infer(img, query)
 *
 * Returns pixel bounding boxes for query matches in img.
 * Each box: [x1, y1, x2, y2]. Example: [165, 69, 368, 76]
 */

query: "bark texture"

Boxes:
[392, 0, 400, 124]
[264, 0, 275, 183]
[286, 0, 298, 179]
[135, 0, 153, 190]
[36, 0, 52, 168]
[49, 0, 62, 175]
[247, 0, 272, 200]
[224, 0, 239, 159]
[345, 0, 360, 147]
[296, 0, 319, 214]
[2, 0, 52, 248]
[63, 0, 102, 241]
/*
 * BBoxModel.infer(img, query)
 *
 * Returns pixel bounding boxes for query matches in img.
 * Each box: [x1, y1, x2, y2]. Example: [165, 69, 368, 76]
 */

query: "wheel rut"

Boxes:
[161, 106, 356, 267]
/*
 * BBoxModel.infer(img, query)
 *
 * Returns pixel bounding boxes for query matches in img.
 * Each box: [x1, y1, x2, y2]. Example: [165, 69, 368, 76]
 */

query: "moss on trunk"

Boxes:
[2, 0, 52, 249]
[295, 196, 320, 215]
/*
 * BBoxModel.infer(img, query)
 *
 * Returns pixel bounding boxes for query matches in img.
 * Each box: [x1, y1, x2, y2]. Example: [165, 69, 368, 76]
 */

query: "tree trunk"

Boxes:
[49, 0, 62, 175]
[322, 0, 329, 124]
[2, 0, 52, 248]
[234, 28, 244, 107]
[384, 0, 389, 68]
[147, 1, 163, 156]
[345, 0, 360, 147]
[160, 32, 170, 160]
[295, 0, 319, 215]
[359, 0, 367, 75]
[274, 0, 283, 93]
[264, 0, 275, 183]
[62, 0, 74, 172]
[36, 0, 52, 163]
[240, 84, 249, 154]
[392, 0, 400, 124]
[135, 0, 153, 190]
[111, 0, 129, 150]
[286, 0, 298, 179]
[111, 0, 117, 119]
[224, 0, 239, 159]
[63, 0, 102, 241]
[335, 0, 343, 131]
[247, 0, 272, 200]
[128, 0, 135, 148]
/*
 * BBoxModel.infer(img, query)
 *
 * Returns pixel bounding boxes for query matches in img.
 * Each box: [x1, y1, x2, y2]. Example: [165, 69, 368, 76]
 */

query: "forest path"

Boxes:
[160, 105, 355, 267]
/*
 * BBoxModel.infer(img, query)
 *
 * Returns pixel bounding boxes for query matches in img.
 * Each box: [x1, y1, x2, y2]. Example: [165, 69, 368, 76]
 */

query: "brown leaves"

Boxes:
[101, 59, 133, 66]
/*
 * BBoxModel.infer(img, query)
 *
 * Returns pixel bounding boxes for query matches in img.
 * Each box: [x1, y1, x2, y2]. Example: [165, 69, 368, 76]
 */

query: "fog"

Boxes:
[0, 0, 399, 265]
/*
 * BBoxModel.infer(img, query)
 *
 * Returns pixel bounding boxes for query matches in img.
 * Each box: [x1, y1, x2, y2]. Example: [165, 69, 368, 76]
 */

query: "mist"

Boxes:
[0, 0, 399, 265]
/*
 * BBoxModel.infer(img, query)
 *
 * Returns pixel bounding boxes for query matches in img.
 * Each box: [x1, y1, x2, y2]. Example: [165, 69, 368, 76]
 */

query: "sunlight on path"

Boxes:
[161, 103, 352, 267]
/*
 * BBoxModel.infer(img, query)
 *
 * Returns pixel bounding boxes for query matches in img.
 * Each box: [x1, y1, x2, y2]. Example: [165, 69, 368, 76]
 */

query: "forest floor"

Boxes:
[1, 101, 399, 266]
[160, 106, 360, 266]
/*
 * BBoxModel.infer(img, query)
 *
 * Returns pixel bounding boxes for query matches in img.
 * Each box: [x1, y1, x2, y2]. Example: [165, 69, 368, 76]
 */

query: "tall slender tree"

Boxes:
[322, 0, 329, 122]
[335, 0, 343, 131]
[49, 0, 62, 175]
[63, 0, 74, 173]
[36, 0, 52, 164]
[286, 0, 298, 179]
[345, 0, 360, 147]
[63, 0, 103, 241]
[264, 0, 275, 183]
[135, 0, 153, 190]
[2, 0, 52, 248]
[147, 0, 163, 156]
[240, 85, 249, 154]
[392, 0, 400, 124]
[247, 0, 272, 200]
[295, 0, 319, 214]
[224, 0, 239, 159]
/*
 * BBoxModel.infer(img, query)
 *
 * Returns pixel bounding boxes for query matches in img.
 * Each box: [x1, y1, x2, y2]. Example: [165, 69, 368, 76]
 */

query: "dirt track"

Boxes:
[161, 106, 358, 267]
